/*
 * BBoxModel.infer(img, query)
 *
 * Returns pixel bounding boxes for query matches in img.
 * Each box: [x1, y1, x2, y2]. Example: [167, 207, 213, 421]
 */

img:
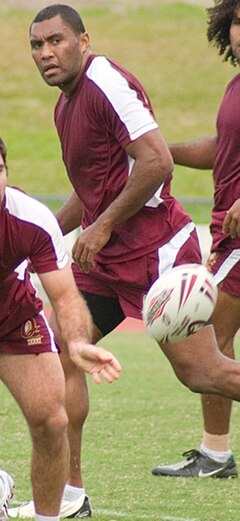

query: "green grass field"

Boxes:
[1, 2, 240, 520]
[0, 1, 236, 222]
[1, 329, 240, 521]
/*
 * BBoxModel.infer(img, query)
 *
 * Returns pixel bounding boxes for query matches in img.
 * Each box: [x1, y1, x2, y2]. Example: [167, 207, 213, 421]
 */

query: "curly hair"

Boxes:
[0, 138, 8, 173]
[207, 0, 240, 65]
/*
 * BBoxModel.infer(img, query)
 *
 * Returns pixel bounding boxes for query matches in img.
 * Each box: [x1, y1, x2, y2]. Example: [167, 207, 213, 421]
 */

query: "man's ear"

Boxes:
[80, 32, 90, 53]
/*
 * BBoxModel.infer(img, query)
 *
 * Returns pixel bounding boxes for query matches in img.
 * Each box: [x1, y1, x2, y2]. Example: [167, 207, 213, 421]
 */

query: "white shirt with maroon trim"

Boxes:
[0, 186, 68, 338]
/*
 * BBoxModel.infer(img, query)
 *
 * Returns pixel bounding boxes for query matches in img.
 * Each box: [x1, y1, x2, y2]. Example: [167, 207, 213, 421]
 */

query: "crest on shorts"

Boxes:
[21, 318, 43, 346]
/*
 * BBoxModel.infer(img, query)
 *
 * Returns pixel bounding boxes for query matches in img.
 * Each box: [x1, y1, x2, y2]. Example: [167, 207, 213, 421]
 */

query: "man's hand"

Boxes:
[69, 342, 122, 384]
[222, 199, 240, 238]
[206, 252, 217, 275]
[72, 222, 111, 273]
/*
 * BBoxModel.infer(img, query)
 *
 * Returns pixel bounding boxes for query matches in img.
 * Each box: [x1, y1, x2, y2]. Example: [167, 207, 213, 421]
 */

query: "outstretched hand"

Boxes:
[69, 343, 122, 384]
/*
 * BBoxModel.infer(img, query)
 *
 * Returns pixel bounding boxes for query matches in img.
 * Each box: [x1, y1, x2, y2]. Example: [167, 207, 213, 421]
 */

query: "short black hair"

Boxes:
[0, 138, 8, 172]
[30, 4, 85, 35]
[207, 0, 240, 65]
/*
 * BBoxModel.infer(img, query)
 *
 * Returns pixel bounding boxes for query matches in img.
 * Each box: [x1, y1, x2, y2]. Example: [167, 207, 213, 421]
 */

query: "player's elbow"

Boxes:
[150, 152, 173, 187]
[159, 153, 174, 181]
[153, 133, 174, 181]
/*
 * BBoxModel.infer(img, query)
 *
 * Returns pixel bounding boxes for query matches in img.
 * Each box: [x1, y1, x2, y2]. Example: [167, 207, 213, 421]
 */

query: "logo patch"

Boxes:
[146, 288, 174, 326]
[21, 318, 43, 346]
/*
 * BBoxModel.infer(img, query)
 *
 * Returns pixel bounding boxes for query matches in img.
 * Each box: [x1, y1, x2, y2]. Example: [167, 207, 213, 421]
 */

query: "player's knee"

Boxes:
[182, 374, 205, 394]
[217, 336, 235, 358]
[173, 361, 208, 394]
[176, 362, 223, 394]
[29, 403, 68, 445]
[46, 405, 69, 438]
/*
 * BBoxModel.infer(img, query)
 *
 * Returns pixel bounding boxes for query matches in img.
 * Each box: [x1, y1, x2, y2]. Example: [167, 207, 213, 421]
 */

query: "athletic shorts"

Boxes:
[0, 311, 58, 355]
[211, 247, 240, 297]
[72, 222, 201, 330]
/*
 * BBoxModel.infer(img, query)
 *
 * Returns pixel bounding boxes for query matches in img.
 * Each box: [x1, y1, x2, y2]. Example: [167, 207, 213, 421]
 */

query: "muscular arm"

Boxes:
[56, 190, 83, 235]
[38, 266, 121, 383]
[72, 128, 173, 272]
[169, 136, 217, 170]
[97, 128, 173, 228]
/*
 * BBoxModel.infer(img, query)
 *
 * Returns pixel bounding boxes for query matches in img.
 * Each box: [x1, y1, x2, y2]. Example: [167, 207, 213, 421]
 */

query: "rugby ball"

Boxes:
[142, 264, 218, 343]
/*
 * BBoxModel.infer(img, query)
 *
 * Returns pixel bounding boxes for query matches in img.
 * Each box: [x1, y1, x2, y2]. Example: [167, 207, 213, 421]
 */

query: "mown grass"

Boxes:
[0, 2, 235, 221]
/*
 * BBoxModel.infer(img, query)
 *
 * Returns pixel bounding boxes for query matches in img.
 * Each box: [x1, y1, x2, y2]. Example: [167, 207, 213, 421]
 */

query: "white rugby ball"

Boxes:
[142, 264, 218, 343]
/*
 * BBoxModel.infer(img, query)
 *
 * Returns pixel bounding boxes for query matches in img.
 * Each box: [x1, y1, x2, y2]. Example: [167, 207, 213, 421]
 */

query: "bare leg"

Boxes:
[49, 312, 103, 487]
[0, 352, 69, 516]
[159, 322, 240, 400]
[201, 345, 233, 436]
[200, 290, 240, 446]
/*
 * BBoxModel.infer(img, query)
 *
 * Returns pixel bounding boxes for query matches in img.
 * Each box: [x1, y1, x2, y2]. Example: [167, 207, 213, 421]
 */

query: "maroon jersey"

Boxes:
[0, 186, 68, 338]
[211, 74, 240, 251]
[55, 54, 191, 262]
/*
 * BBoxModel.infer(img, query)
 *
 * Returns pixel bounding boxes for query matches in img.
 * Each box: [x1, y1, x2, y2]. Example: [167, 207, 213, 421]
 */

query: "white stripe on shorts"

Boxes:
[212, 249, 240, 286]
[40, 310, 58, 353]
[157, 221, 196, 277]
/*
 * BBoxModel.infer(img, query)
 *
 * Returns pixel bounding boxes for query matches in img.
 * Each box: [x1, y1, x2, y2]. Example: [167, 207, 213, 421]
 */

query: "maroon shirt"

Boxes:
[55, 54, 191, 262]
[211, 73, 240, 251]
[0, 186, 68, 338]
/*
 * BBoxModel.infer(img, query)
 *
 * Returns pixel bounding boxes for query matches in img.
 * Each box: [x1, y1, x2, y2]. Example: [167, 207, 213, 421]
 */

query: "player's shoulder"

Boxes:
[87, 54, 130, 79]
[5, 186, 58, 230]
[6, 185, 51, 214]
[225, 73, 240, 92]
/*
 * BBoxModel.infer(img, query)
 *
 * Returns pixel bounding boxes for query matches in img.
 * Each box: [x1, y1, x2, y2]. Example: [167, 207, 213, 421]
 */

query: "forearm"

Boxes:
[53, 290, 93, 346]
[169, 136, 217, 170]
[39, 268, 93, 345]
[39, 268, 121, 382]
[56, 190, 83, 235]
[97, 164, 165, 232]
[97, 130, 173, 232]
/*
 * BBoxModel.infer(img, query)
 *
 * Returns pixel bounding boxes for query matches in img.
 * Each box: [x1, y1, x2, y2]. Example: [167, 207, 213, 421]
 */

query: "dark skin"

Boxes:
[29, 13, 174, 491]
[30, 15, 90, 95]
[30, 15, 174, 274]
[221, 7, 240, 238]
[163, 5, 240, 441]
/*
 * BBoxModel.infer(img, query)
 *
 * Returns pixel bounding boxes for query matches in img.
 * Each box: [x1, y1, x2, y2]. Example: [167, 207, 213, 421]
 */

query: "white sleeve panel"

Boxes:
[87, 56, 158, 140]
[6, 187, 68, 269]
[127, 155, 164, 207]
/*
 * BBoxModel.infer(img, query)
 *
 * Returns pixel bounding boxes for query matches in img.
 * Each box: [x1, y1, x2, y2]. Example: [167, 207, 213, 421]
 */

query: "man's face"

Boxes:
[30, 14, 90, 95]
[0, 154, 7, 205]
[230, 6, 240, 63]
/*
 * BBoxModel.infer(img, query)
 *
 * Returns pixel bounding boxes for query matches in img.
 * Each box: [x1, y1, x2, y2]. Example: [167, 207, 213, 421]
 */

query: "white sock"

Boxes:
[35, 514, 60, 521]
[63, 485, 85, 502]
[200, 443, 232, 463]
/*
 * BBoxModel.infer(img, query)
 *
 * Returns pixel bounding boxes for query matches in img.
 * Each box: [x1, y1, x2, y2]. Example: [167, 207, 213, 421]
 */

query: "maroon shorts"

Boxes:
[72, 222, 201, 320]
[211, 247, 240, 297]
[0, 311, 58, 355]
